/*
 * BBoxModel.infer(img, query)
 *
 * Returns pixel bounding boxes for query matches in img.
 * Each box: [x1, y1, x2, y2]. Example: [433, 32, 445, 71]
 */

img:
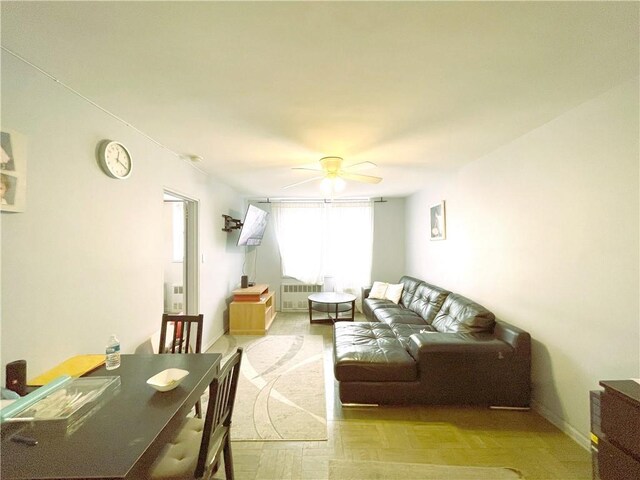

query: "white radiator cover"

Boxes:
[281, 284, 322, 311]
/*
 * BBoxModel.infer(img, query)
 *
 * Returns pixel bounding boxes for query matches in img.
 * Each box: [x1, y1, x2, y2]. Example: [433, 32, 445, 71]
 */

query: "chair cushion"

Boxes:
[149, 417, 222, 479]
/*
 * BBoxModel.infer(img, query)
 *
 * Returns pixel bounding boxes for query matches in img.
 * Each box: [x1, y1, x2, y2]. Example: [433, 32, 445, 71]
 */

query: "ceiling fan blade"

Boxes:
[339, 172, 383, 184]
[343, 161, 377, 172]
[292, 167, 323, 172]
[283, 175, 325, 189]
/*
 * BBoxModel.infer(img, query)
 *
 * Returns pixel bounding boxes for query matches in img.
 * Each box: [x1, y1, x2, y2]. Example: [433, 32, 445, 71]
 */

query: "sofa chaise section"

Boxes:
[334, 276, 531, 407]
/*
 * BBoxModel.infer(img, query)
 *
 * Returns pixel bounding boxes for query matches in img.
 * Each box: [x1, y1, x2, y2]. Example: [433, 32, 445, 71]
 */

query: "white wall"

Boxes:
[371, 198, 406, 282]
[0, 53, 245, 381]
[405, 78, 639, 446]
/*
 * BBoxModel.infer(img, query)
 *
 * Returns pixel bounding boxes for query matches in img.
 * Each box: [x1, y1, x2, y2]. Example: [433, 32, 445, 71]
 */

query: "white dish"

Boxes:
[146, 368, 189, 392]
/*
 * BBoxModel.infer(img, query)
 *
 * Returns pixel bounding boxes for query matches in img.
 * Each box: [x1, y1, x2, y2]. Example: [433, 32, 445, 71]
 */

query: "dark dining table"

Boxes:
[1, 353, 221, 479]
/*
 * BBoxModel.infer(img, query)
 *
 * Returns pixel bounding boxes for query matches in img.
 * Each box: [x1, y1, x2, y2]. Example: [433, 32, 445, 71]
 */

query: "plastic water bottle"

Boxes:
[105, 334, 121, 370]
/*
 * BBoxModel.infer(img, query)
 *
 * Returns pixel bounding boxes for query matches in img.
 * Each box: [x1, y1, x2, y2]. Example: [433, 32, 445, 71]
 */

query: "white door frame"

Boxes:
[163, 189, 199, 315]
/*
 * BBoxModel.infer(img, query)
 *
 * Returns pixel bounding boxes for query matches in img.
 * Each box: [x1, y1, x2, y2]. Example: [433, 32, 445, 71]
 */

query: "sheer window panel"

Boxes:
[272, 200, 373, 309]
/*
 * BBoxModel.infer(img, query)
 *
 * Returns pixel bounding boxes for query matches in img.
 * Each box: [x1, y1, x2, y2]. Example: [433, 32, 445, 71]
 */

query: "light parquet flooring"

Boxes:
[215, 312, 592, 480]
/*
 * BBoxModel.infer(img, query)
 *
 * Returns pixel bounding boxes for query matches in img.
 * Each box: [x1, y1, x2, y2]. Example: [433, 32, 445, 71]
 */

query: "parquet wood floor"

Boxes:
[218, 312, 592, 480]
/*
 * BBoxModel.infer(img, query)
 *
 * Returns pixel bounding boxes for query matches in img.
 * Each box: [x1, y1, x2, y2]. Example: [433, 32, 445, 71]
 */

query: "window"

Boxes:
[272, 201, 373, 296]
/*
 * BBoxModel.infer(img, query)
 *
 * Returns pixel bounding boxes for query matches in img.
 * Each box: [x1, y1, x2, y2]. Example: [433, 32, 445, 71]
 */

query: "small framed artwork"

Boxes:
[1, 130, 27, 213]
[430, 200, 446, 241]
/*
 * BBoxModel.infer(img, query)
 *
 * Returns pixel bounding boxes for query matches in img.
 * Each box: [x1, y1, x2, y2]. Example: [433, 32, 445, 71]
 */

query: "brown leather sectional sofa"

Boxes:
[333, 276, 531, 407]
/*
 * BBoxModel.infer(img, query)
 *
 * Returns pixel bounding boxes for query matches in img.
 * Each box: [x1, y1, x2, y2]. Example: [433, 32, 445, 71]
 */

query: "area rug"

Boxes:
[328, 460, 523, 479]
[207, 334, 327, 441]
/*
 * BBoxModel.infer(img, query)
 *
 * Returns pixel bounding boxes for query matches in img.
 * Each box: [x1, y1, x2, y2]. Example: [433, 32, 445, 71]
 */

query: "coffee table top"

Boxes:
[308, 292, 356, 304]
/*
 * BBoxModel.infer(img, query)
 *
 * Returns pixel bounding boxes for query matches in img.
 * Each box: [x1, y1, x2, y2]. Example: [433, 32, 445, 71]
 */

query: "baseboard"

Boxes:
[203, 329, 226, 353]
[531, 398, 590, 451]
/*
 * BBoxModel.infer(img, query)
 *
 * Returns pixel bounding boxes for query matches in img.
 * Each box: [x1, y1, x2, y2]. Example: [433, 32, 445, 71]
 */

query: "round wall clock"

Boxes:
[98, 140, 133, 179]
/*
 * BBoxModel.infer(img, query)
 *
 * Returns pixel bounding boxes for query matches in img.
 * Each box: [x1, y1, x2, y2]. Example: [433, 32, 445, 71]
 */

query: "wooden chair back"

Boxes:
[159, 314, 204, 354]
[195, 347, 243, 479]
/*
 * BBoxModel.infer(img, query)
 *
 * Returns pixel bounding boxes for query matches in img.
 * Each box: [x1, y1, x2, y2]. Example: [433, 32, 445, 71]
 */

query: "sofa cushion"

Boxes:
[407, 283, 450, 324]
[374, 307, 426, 326]
[397, 276, 424, 308]
[385, 283, 404, 304]
[363, 297, 400, 320]
[432, 293, 495, 333]
[368, 281, 404, 304]
[333, 322, 417, 382]
[368, 281, 389, 299]
[390, 323, 436, 349]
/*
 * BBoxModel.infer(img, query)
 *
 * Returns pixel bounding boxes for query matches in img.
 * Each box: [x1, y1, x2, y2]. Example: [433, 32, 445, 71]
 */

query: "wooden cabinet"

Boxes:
[592, 380, 640, 480]
[229, 284, 276, 335]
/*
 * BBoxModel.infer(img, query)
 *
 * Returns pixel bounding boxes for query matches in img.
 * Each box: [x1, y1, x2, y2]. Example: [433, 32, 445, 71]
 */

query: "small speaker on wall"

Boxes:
[241, 275, 248, 288]
[6, 359, 27, 396]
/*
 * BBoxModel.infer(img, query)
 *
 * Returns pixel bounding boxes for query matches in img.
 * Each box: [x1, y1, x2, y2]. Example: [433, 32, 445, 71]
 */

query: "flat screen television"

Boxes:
[237, 204, 269, 246]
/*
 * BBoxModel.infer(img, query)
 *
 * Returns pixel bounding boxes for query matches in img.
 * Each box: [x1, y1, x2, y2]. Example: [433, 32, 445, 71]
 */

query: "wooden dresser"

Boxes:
[591, 380, 640, 480]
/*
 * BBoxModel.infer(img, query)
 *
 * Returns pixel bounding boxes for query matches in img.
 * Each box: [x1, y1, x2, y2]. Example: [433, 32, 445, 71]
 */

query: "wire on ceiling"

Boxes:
[255, 197, 387, 204]
[1, 45, 205, 173]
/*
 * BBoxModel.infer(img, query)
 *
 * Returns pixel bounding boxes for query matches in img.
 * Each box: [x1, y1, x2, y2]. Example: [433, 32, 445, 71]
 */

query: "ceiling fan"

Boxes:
[284, 156, 382, 191]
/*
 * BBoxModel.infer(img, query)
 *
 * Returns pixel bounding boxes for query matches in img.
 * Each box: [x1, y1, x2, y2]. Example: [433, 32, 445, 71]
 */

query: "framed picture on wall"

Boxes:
[1, 130, 27, 213]
[430, 200, 446, 241]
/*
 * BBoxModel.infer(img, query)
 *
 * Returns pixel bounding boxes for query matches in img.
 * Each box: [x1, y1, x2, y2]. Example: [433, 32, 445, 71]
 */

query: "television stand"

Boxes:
[229, 284, 276, 335]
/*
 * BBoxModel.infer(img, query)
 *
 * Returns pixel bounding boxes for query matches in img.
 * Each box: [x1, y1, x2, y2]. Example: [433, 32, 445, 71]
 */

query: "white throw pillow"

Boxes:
[385, 283, 404, 304]
[368, 281, 388, 299]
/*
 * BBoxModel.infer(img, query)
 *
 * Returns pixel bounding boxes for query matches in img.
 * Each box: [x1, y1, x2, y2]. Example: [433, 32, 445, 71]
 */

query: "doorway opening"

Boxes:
[163, 190, 199, 315]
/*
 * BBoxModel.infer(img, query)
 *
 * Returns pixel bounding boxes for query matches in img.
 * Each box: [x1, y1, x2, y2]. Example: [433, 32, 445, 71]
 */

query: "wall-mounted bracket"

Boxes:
[222, 214, 243, 232]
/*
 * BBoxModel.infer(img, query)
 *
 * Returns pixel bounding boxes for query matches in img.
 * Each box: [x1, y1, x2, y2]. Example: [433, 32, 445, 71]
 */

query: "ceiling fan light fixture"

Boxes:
[320, 177, 333, 193]
[284, 156, 382, 191]
[320, 176, 346, 194]
[319, 156, 343, 174]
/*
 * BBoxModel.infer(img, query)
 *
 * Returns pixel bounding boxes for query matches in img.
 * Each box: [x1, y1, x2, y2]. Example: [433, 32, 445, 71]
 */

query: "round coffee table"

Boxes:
[308, 292, 356, 324]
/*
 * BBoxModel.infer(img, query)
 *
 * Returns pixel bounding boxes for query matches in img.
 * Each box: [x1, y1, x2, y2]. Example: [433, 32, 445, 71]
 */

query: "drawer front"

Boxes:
[601, 390, 640, 458]
[598, 437, 640, 480]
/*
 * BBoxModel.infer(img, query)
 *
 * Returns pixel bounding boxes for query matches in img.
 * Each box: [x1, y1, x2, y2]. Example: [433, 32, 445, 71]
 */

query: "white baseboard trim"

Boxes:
[531, 399, 590, 451]
[203, 329, 226, 353]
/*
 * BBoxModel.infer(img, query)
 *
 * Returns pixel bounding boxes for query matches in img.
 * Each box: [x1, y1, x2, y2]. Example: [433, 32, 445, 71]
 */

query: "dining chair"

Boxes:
[149, 347, 243, 480]
[159, 314, 204, 354]
[159, 313, 204, 417]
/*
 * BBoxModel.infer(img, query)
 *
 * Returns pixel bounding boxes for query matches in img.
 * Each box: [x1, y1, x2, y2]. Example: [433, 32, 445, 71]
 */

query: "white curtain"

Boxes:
[272, 202, 325, 285]
[272, 201, 374, 303]
[324, 202, 373, 297]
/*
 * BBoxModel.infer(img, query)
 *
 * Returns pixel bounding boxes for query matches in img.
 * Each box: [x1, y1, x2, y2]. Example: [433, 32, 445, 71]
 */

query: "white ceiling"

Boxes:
[2, 1, 638, 199]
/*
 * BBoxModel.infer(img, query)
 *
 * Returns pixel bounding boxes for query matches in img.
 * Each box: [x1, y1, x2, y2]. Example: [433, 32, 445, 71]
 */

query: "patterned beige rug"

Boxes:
[328, 460, 523, 479]
[208, 334, 327, 441]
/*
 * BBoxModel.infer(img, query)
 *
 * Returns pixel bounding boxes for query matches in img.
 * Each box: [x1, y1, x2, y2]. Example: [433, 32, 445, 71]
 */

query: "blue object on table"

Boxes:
[1, 388, 20, 400]
[0, 375, 72, 422]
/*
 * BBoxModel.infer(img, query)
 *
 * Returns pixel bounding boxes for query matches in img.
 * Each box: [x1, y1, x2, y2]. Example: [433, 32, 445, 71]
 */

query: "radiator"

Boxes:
[281, 284, 322, 311]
